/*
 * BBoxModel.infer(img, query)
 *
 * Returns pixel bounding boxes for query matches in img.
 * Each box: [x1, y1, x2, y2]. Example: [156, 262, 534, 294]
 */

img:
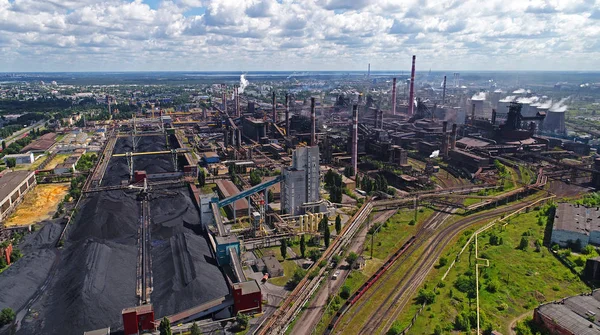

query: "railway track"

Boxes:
[256, 200, 374, 335]
[331, 192, 546, 335]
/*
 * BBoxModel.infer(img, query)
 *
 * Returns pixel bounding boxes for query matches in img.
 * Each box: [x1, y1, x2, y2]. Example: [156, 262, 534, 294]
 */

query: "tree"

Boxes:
[344, 166, 354, 178]
[324, 225, 331, 248]
[319, 215, 328, 232]
[519, 237, 529, 251]
[340, 285, 351, 299]
[198, 168, 206, 187]
[268, 189, 274, 203]
[280, 239, 287, 259]
[1, 141, 5, 151]
[346, 252, 358, 266]
[489, 232, 503, 246]
[300, 234, 306, 258]
[0, 308, 15, 326]
[335, 214, 342, 234]
[438, 257, 448, 268]
[249, 170, 261, 186]
[434, 324, 443, 335]
[416, 289, 436, 305]
[190, 322, 201, 335]
[5, 158, 16, 168]
[158, 317, 172, 335]
[236, 313, 249, 330]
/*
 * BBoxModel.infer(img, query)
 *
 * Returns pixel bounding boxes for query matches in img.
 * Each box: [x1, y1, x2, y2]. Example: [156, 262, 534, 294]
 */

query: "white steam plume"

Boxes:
[239, 74, 249, 93]
[471, 92, 486, 100]
[429, 150, 440, 158]
[549, 97, 570, 113]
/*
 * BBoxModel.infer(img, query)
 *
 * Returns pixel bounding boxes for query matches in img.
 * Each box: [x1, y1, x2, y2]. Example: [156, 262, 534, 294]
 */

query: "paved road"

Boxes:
[290, 209, 397, 335]
[2, 120, 44, 147]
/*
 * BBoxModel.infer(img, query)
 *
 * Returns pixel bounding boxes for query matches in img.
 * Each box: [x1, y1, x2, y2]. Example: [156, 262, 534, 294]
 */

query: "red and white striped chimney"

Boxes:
[408, 55, 416, 116]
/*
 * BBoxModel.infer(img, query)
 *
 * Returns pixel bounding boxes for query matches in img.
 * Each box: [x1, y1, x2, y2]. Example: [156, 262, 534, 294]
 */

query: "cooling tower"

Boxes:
[543, 111, 566, 134]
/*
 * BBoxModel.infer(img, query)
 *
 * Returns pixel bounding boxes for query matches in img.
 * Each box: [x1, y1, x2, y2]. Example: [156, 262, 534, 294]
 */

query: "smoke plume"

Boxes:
[429, 150, 440, 158]
[239, 74, 249, 93]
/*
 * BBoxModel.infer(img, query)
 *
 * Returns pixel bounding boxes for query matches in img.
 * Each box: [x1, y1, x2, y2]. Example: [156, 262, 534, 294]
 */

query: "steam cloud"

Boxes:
[429, 150, 440, 158]
[549, 97, 570, 113]
[471, 92, 486, 100]
[239, 74, 249, 93]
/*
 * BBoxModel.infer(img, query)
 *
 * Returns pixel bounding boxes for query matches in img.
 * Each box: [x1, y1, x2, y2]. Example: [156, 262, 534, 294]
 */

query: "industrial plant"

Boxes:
[0, 58, 599, 335]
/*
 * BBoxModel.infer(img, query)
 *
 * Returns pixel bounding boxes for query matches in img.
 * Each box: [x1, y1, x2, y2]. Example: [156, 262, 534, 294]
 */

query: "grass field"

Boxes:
[5, 183, 69, 227]
[44, 153, 70, 170]
[390, 207, 589, 335]
[260, 246, 301, 287]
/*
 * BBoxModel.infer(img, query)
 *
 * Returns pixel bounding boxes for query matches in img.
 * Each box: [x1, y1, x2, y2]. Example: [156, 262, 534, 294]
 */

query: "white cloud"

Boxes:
[0, 0, 599, 71]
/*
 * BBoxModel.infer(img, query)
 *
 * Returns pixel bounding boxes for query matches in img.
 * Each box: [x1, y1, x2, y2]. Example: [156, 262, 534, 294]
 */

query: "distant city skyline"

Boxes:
[1, 0, 599, 72]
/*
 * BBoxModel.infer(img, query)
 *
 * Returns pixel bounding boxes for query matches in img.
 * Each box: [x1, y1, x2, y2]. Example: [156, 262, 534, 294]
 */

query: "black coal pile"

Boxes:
[18, 191, 139, 335]
[103, 135, 175, 186]
[150, 188, 229, 318]
[0, 221, 61, 315]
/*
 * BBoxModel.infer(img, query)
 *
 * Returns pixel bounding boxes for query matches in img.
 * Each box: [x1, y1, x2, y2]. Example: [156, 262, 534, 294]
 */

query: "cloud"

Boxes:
[0, 0, 599, 71]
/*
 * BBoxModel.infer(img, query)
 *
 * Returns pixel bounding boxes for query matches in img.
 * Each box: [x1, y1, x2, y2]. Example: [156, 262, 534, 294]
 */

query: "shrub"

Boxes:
[0, 308, 15, 326]
[416, 289, 436, 305]
[582, 244, 596, 255]
[340, 285, 351, 299]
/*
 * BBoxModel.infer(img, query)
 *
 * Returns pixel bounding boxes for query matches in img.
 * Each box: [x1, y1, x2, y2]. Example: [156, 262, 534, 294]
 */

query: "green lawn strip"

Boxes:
[391, 208, 588, 335]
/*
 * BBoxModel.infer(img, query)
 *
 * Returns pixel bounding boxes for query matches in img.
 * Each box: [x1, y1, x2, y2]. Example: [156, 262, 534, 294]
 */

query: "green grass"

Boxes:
[199, 182, 216, 195]
[392, 208, 589, 335]
[366, 208, 433, 260]
[261, 246, 301, 287]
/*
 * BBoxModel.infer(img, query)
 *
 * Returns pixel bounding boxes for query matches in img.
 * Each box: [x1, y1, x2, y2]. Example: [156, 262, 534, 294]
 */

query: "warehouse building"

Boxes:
[551, 203, 600, 248]
[535, 291, 600, 334]
[215, 179, 249, 218]
[281, 146, 320, 216]
[0, 170, 37, 222]
[2, 152, 35, 165]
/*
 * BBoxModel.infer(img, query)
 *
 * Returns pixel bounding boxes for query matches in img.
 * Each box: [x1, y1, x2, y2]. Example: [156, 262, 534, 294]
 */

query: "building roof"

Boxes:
[215, 179, 248, 210]
[203, 151, 219, 159]
[122, 304, 153, 315]
[554, 203, 600, 236]
[537, 291, 600, 335]
[20, 133, 57, 152]
[0, 171, 34, 202]
[233, 280, 261, 295]
[83, 328, 111, 335]
[457, 137, 492, 148]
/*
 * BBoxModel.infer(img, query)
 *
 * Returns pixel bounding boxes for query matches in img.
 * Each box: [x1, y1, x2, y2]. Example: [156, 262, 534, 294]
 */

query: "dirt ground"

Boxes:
[43, 154, 70, 170]
[4, 184, 69, 227]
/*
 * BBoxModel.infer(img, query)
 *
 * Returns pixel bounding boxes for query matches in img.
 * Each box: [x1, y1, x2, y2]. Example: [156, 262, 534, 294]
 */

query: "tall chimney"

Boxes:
[391, 77, 397, 115]
[379, 109, 384, 129]
[408, 55, 416, 116]
[234, 86, 239, 117]
[442, 75, 447, 104]
[368, 63, 371, 77]
[310, 97, 316, 146]
[272, 91, 276, 124]
[374, 109, 379, 128]
[451, 124, 457, 150]
[223, 84, 227, 113]
[351, 104, 358, 178]
[442, 121, 448, 157]
[491, 108, 497, 124]
[285, 93, 290, 136]
[471, 103, 476, 125]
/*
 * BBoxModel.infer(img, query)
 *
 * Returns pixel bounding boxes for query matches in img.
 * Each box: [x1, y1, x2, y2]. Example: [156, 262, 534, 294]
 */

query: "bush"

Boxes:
[434, 324, 443, 335]
[288, 268, 307, 288]
[416, 289, 436, 305]
[340, 285, 351, 299]
[574, 257, 585, 267]
[582, 244, 596, 255]
[518, 237, 529, 251]
[346, 252, 358, 267]
[438, 257, 448, 268]
[0, 308, 15, 326]
[486, 279, 499, 293]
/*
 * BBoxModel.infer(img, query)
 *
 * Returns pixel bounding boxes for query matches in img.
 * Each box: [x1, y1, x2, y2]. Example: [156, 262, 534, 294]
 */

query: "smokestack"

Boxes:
[391, 77, 397, 115]
[442, 121, 448, 157]
[451, 124, 457, 150]
[374, 109, 379, 128]
[442, 75, 447, 104]
[408, 55, 416, 116]
[272, 91, 276, 124]
[471, 103, 476, 125]
[352, 104, 358, 178]
[310, 97, 316, 146]
[285, 93, 290, 136]
[379, 109, 384, 129]
[223, 84, 227, 113]
[234, 86, 239, 117]
[491, 108, 497, 124]
[368, 63, 370, 77]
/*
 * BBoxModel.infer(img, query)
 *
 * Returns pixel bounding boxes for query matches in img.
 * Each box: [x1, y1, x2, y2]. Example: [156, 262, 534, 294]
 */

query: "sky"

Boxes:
[1, 0, 600, 72]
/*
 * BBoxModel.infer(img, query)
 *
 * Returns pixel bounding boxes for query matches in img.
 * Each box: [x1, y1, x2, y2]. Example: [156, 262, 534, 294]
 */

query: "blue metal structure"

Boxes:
[216, 175, 283, 208]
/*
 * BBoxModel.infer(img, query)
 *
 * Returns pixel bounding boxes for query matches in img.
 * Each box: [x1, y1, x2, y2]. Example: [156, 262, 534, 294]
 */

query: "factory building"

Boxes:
[0, 171, 36, 222]
[534, 291, 600, 334]
[551, 203, 600, 248]
[122, 305, 155, 335]
[242, 117, 267, 142]
[232, 280, 262, 314]
[2, 152, 35, 165]
[215, 180, 249, 218]
[281, 146, 320, 216]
